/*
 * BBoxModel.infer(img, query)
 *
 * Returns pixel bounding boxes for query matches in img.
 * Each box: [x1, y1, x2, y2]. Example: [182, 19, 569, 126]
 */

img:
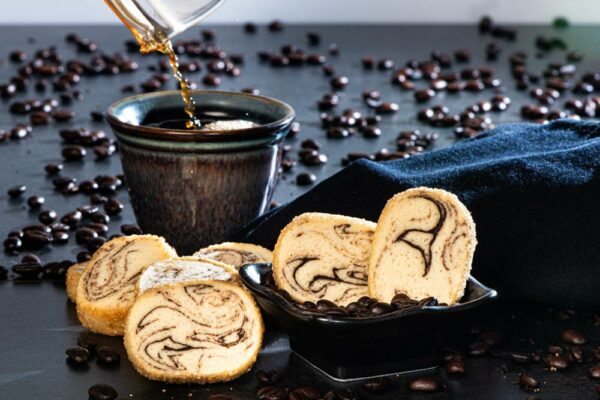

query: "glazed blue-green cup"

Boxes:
[106, 90, 295, 254]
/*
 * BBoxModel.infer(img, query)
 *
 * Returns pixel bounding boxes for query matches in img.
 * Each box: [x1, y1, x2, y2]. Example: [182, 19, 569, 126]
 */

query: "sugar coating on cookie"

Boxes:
[369, 187, 477, 305]
[66, 262, 87, 303]
[76, 235, 177, 336]
[194, 242, 272, 270]
[137, 257, 238, 293]
[124, 280, 263, 384]
[273, 212, 376, 306]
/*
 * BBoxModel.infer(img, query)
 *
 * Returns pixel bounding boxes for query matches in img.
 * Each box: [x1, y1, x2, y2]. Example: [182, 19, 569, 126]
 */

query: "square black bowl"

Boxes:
[239, 263, 498, 381]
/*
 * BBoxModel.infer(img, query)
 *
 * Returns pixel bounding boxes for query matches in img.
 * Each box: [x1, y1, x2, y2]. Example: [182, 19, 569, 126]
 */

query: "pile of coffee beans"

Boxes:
[260, 270, 440, 318]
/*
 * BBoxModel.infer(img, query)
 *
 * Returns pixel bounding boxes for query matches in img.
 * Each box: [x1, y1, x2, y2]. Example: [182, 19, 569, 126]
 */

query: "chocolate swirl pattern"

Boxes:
[273, 213, 376, 305]
[76, 235, 177, 336]
[369, 187, 477, 305]
[194, 242, 273, 270]
[124, 280, 263, 383]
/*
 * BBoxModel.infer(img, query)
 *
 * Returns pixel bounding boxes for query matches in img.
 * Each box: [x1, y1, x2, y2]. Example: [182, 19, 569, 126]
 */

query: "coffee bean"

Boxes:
[570, 345, 584, 363]
[361, 126, 381, 139]
[4, 236, 22, 252]
[23, 230, 53, 248]
[96, 346, 120, 365]
[61, 210, 83, 228]
[414, 88, 436, 102]
[256, 369, 280, 385]
[38, 209, 57, 224]
[88, 383, 118, 400]
[561, 328, 586, 345]
[12, 262, 42, 278]
[27, 195, 45, 209]
[589, 363, 600, 379]
[327, 127, 350, 139]
[376, 102, 399, 114]
[268, 20, 284, 32]
[330, 76, 349, 90]
[85, 222, 108, 236]
[66, 346, 90, 365]
[369, 302, 393, 316]
[545, 354, 569, 370]
[323, 389, 356, 400]
[244, 22, 257, 33]
[208, 396, 232, 400]
[7, 185, 27, 198]
[408, 377, 440, 392]
[77, 332, 98, 353]
[316, 299, 338, 312]
[75, 227, 98, 245]
[296, 173, 316, 186]
[519, 373, 539, 391]
[62, 145, 87, 162]
[256, 386, 287, 400]
[363, 377, 391, 393]
[87, 236, 107, 252]
[120, 224, 142, 235]
[104, 199, 123, 216]
[378, 59, 394, 70]
[468, 341, 490, 356]
[446, 358, 466, 374]
[202, 74, 221, 86]
[52, 109, 75, 122]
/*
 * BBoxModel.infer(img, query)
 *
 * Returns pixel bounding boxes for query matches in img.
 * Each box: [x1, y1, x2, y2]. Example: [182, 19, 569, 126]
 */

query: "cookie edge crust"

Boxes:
[123, 279, 264, 384]
[135, 256, 241, 295]
[272, 212, 377, 304]
[66, 262, 87, 303]
[368, 187, 477, 305]
[75, 235, 178, 336]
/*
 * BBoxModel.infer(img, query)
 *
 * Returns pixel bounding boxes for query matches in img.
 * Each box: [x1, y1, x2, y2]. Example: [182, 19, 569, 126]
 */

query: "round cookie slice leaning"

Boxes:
[369, 187, 477, 305]
[273, 212, 376, 306]
[137, 256, 240, 294]
[66, 262, 87, 303]
[76, 235, 178, 336]
[193, 242, 272, 270]
[124, 280, 264, 384]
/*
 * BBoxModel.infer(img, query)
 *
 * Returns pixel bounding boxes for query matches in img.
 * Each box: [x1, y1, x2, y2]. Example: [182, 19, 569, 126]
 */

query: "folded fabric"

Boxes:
[240, 119, 600, 308]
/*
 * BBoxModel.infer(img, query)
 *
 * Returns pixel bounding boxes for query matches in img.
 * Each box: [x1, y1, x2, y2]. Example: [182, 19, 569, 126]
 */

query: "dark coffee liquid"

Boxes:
[142, 107, 263, 130]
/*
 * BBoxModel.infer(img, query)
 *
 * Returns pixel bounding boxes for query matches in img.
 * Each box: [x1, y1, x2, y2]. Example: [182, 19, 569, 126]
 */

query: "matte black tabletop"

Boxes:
[1, 24, 599, 399]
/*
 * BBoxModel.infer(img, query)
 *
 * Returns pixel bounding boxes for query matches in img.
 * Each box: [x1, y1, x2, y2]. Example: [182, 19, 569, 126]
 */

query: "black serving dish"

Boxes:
[239, 263, 498, 381]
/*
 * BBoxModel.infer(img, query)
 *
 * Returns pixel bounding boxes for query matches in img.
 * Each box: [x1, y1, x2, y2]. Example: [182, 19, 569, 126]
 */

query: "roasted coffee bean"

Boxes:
[244, 22, 257, 33]
[363, 377, 391, 393]
[30, 111, 50, 125]
[589, 363, 600, 379]
[88, 383, 118, 400]
[7, 185, 27, 198]
[545, 354, 569, 370]
[414, 89, 436, 102]
[23, 230, 53, 248]
[38, 209, 57, 224]
[4, 236, 22, 252]
[361, 126, 381, 139]
[570, 346, 584, 363]
[77, 332, 98, 353]
[296, 172, 316, 186]
[202, 73, 221, 86]
[9, 124, 31, 140]
[66, 346, 90, 365]
[327, 127, 350, 139]
[290, 386, 321, 400]
[21, 254, 41, 264]
[268, 20, 284, 31]
[77, 251, 92, 262]
[52, 110, 75, 122]
[61, 210, 83, 228]
[62, 145, 86, 161]
[12, 262, 42, 278]
[27, 195, 45, 209]
[104, 199, 123, 216]
[91, 213, 110, 224]
[468, 341, 490, 356]
[561, 329, 586, 345]
[75, 227, 98, 245]
[376, 102, 399, 114]
[330, 76, 349, 90]
[446, 358, 466, 374]
[96, 346, 120, 365]
[316, 299, 338, 312]
[508, 351, 531, 364]
[88, 236, 107, 252]
[519, 373, 539, 391]
[44, 162, 63, 175]
[52, 231, 69, 244]
[370, 302, 393, 316]
[323, 389, 357, 400]
[256, 386, 287, 400]
[121, 224, 142, 235]
[408, 377, 440, 392]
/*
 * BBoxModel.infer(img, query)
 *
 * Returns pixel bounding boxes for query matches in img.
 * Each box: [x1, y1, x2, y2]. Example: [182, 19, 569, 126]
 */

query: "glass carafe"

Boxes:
[104, 0, 226, 51]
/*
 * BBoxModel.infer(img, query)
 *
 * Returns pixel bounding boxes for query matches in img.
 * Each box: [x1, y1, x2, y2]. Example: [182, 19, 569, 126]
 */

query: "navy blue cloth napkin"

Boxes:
[240, 119, 600, 308]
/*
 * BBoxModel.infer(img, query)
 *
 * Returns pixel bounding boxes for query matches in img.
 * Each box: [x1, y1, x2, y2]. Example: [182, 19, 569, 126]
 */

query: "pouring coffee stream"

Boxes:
[104, 0, 227, 129]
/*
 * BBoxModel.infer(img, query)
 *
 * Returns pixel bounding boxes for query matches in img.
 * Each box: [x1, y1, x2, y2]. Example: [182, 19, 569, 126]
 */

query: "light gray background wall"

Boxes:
[1, 0, 600, 24]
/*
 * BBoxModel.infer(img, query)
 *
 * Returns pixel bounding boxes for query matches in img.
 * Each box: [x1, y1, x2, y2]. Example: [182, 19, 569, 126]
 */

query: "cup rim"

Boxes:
[105, 90, 296, 143]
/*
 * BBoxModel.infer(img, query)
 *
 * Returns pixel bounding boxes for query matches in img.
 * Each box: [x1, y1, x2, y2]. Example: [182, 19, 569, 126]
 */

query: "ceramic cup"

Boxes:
[106, 90, 295, 254]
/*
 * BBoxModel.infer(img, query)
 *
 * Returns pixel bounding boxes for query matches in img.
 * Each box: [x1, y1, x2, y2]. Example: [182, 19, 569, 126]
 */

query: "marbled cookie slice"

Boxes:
[66, 262, 87, 303]
[273, 213, 376, 306]
[124, 280, 264, 384]
[137, 257, 239, 293]
[193, 242, 272, 270]
[76, 235, 177, 336]
[369, 187, 477, 305]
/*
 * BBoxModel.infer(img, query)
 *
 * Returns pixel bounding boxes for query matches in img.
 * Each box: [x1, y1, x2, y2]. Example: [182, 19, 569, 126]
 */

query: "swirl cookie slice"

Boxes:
[66, 262, 87, 303]
[137, 257, 239, 293]
[124, 280, 264, 384]
[193, 242, 272, 270]
[76, 235, 177, 336]
[273, 213, 376, 306]
[369, 187, 477, 305]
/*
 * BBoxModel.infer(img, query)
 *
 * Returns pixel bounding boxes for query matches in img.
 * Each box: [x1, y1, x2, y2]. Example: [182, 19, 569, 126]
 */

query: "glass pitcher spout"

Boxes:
[104, 0, 226, 52]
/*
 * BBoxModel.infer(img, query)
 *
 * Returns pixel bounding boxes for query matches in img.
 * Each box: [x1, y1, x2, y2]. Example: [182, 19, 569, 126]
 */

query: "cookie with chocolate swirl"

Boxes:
[137, 257, 239, 294]
[124, 280, 264, 384]
[369, 187, 477, 305]
[273, 213, 376, 306]
[66, 262, 87, 303]
[76, 235, 177, 336]
[193, 242, 273, 270]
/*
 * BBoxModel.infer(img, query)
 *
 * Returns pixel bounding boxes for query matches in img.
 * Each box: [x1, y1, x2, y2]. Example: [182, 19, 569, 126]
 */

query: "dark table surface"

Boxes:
[1, 24, 600, 400]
